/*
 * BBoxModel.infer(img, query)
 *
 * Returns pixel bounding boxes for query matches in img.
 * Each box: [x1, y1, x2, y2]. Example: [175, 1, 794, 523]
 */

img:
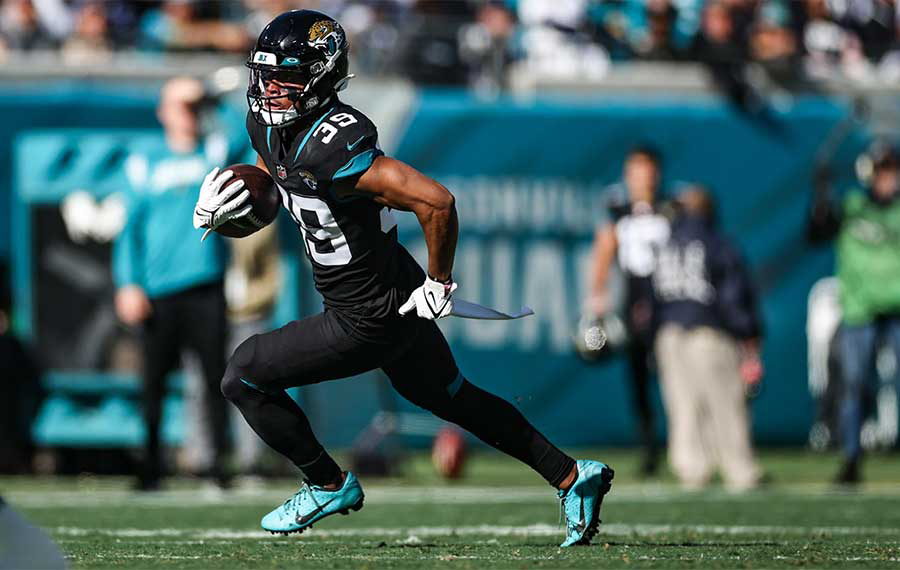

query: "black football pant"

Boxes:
[625, 278, 659, 472]
[141, 282, 229, 483]
[221, 309, 575, 487]
[627, 338, 658, 467]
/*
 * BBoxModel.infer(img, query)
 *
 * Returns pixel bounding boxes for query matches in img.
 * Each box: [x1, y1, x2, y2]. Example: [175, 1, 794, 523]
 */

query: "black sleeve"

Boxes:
[714, 241, 762, 340]
[304, 107, 384, 185]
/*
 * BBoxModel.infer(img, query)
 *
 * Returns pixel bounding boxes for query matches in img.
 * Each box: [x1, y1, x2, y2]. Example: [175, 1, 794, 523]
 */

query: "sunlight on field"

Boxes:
[3, 450, 900, 569]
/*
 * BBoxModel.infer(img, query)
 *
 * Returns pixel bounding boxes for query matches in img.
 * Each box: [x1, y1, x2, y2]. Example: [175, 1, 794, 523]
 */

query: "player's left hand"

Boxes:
[399, 276, 458, 320]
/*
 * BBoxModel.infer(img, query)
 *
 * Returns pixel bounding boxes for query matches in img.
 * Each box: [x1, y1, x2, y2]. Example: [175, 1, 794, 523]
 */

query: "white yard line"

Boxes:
[49, 523, 900, 540]
[9, 484, 900, 508]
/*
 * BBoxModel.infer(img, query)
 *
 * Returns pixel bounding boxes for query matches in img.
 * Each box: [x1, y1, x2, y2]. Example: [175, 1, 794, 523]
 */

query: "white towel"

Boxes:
[449, 298, 534, 320]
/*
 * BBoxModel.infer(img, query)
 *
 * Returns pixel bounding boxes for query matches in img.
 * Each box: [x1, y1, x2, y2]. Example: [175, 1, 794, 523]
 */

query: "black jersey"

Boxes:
[246, 101, 422, 319]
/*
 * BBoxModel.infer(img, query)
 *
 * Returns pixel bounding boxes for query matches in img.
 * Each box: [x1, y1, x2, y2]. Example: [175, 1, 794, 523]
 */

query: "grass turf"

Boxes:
[3, 449, 900, 569]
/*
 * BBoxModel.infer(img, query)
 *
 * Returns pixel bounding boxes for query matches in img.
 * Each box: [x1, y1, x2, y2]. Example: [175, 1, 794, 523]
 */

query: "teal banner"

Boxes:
[382, 91, 861, 445]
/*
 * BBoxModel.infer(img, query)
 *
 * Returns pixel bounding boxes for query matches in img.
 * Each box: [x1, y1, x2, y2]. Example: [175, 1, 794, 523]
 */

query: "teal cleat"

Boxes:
[261, 472, 364, 535]
[558, 459, 614, 547]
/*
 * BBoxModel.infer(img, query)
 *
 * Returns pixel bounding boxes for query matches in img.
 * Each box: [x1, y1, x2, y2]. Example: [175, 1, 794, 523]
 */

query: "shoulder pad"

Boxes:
[301, 104, 383, 184]
[245, 111, 268, 156]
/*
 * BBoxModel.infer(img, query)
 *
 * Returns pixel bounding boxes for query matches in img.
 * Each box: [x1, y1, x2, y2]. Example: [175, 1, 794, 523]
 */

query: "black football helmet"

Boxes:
[246, 10, 352, 127]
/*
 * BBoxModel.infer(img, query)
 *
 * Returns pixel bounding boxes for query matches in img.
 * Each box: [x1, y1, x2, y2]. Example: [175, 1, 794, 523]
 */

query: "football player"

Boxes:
[193, 10, 613, 547]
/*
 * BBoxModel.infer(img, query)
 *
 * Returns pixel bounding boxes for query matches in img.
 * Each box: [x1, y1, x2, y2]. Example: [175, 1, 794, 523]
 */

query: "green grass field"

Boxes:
[4, 449, 900, 569]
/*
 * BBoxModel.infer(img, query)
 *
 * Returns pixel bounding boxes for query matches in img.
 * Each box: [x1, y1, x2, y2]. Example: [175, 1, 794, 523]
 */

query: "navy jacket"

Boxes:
[652, 215, 761, 340]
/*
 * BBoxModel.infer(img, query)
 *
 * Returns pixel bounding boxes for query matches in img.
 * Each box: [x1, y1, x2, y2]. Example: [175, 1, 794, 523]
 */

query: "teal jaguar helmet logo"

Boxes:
[307, 20, 344, 57]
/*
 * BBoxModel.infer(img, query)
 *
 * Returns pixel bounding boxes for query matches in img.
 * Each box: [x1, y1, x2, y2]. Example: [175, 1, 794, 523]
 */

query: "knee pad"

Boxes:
[221, 334, 267, 400]
[219, 369, 245, 401]
[429, 375, 470, 420]
[231, 333, 260, 370]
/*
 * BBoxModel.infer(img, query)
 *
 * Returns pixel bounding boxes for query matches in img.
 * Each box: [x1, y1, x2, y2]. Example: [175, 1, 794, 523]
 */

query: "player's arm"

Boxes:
[589, 223, 618, 315]
[347, 156, 458, 282]
[113, 158, 152, 325]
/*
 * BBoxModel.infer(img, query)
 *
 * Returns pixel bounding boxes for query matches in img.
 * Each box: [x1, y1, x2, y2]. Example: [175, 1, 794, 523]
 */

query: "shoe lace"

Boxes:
[558, 493, 567, 529]
[285, 480, 320, 512]
[558, 489, 578, 532]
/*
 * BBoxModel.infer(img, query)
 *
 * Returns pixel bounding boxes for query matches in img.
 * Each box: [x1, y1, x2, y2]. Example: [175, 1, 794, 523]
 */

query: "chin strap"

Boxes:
[305, 48, 344, 94]
[334, 73, 355, 92]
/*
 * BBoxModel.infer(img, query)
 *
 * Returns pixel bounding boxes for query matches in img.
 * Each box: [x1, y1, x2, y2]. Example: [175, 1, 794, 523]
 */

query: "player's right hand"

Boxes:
[399, 276, 458, 320]
[193, 167, 251, 231]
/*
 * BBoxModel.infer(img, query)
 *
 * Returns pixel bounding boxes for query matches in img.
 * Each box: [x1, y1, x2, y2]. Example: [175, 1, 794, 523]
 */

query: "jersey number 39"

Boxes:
[284, 193, 351, 266]
[312, 112, 358, 145]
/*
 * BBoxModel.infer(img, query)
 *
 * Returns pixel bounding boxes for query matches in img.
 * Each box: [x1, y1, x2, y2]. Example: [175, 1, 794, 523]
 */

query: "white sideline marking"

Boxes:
[11, 484, 900, 508]
[50, 523, 900, 540]
[12, 487, 553, 508]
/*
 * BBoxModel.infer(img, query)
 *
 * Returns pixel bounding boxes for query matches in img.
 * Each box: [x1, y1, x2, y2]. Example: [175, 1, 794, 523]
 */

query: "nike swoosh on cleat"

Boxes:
[346, 136, 365, 151]
[295, 498, 336, 525]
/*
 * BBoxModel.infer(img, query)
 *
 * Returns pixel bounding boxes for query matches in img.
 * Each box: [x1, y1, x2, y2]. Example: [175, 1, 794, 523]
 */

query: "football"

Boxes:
[212, 163, 280, 238]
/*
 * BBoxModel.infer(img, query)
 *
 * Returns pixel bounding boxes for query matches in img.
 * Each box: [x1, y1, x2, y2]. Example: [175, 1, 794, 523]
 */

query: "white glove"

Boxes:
[193, 167, 251, 236]
[399, 276, 458, 320]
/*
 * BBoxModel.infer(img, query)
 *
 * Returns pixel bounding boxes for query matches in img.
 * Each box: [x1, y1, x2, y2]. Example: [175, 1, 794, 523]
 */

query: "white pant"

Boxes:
[655, 324, 761, 490]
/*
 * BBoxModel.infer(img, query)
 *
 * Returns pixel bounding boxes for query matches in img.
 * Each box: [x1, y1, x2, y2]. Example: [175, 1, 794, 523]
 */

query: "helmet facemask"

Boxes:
[247, 48, 350, 128]
[247, 65, 320, 127]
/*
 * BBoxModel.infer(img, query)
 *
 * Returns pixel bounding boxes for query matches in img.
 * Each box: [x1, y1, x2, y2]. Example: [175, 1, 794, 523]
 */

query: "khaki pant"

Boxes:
[655, 324, 761, 490]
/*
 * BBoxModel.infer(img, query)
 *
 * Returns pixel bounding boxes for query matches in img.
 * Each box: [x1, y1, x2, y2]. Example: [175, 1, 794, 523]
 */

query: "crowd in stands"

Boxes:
[1, 0, 899, 85]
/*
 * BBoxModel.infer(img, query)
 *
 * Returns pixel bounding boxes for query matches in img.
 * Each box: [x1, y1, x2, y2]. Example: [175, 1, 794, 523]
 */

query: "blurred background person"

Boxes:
[0, 275, 43, 474]
[652, 186, 763, 491]
[184, 222, 282, 481]
[458, 1, 516, 94]
[514, 0, 610, 80]
[687, 0, 757, 110]
[0, 0, 57, 51]
[60, 1, 112, 65]
[748, 0, 800, 84]
[800, 0, 870, 81]
[401, 0, 477, 86]
[809, 141, 900, 485]
[138, 0, 249, 54]
[112, 76, 232, 491]
[590, 145, 669, 477]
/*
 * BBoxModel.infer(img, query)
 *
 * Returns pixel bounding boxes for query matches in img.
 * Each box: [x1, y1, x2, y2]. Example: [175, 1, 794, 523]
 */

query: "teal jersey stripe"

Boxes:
[446, 372, 465, 398]
[295, 107, 335, 162]
[333, 148, 378, 180]
[240, 378, 268, 394]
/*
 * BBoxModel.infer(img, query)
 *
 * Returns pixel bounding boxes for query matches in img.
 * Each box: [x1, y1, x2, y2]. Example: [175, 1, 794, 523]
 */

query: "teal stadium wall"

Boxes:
[2, 84, 868, 448]
[383, 91, 863, 447]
